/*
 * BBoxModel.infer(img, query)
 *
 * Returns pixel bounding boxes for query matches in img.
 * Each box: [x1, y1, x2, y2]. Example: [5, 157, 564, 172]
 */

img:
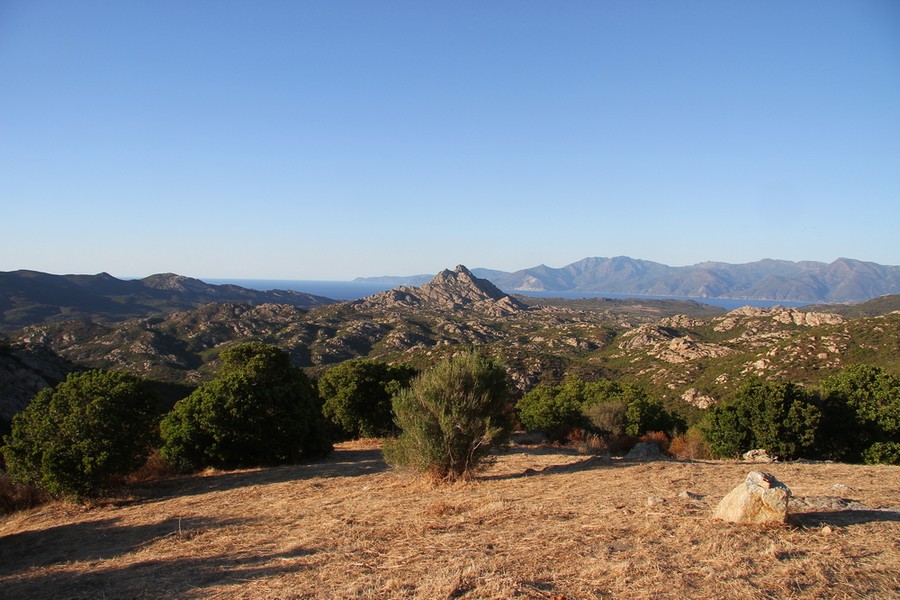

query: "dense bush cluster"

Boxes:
[160, 342, 331, 471]
[702, 366, 900, 463]
[701, 378, 820, 460]
[318, 359, 416, 439]
[383, 352, 512, 481]
[1, 370, 160, 500]
[517, 378, 684, 443]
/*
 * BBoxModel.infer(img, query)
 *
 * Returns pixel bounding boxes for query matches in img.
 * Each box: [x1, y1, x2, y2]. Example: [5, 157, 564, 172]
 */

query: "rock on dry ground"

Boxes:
[712, 471, 791, 525]
[1, 441, 899, 599]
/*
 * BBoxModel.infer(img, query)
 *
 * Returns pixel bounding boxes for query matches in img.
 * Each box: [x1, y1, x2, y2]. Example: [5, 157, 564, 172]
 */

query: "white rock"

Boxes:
[713, 471, 791, 525]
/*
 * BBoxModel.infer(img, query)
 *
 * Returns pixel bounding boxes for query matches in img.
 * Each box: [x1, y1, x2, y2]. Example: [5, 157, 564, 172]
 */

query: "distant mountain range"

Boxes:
[355, 257, 900, 303]
[0, 270, 334, 331]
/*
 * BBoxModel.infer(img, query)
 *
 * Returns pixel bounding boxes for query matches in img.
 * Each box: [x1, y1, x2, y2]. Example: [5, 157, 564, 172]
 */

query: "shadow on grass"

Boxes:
[0, 516, 246, 574]
[130, 447, 388, 504]
[789, 509, 900, 527]
[479, 453, 645, 481]
[0, 515, 315, 599]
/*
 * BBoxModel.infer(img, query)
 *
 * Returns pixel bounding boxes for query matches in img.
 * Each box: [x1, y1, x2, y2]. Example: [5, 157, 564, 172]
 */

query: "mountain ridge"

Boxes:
[355, 257, 900, 302]
[0, 270, 336, 331]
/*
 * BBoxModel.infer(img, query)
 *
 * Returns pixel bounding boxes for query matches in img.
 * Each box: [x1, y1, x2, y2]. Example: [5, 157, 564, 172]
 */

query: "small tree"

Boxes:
[160, 342, 330, 471]
[1, 370, 160, 501]
[383, 352, 511, 481]
[319, 359, 416, 439]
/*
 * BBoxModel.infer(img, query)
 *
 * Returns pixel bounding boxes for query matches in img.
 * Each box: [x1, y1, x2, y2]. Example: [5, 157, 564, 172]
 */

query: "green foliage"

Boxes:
[383, 352, 512, 481]
[1, 370, 160, 501]
[862, 442, 900, 465]
[517, 381, 586, 441]
[319, 360, 415, 439]
[518, 377, 682, 441]
[618, 384, 682, 436]
[820, 364, 900, 462]
[160, 342, 330, 471]
[702, 377, 821, 459]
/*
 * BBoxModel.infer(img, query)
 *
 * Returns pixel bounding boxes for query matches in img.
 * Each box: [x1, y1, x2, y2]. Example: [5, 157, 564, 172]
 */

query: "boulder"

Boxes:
[713, 471, 791, 525]
[742, 449, 777, 462]
[625, 442, 662, 461]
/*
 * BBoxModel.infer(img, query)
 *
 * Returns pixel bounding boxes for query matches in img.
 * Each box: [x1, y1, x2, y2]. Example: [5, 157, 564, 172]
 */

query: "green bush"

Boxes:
[820, 364, 900, 462]
[1, 370, 160, 501]
[517, 381, 586, 441]
[518, 378, 682, 441]
[862, 441, 900, 465]
[583, 400, 626, 436]
[319, 359, 415, 439]
[160, 342, 331, 471]
[702, 377, 821, 459]
[383, 352, 511, 481]
[618, 384, 682, 436]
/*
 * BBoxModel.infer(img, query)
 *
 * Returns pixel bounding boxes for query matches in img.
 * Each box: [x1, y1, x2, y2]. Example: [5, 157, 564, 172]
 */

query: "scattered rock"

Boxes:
[789, 496, 869, 512]
[742, 449, 777, 463]
[681, 388, 716, 409]
[678, 491, 704, 501]
[713, 471, 791, 525]
[647, 496, 666, 506]
[625, 442, 662, 461]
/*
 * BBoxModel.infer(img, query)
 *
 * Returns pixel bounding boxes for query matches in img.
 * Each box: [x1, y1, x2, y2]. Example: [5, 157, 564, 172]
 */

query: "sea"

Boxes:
[206, 279, 812, 311]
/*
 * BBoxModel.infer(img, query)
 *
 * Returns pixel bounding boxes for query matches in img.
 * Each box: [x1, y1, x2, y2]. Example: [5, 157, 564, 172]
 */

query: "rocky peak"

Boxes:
[419, 265, 509, 304]
[352, 265, 527, 314]
[141, 273, 213, 293]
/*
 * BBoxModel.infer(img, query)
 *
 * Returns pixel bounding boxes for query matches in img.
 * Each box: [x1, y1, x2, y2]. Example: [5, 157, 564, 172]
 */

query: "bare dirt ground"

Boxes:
[1, 440, 898, 599]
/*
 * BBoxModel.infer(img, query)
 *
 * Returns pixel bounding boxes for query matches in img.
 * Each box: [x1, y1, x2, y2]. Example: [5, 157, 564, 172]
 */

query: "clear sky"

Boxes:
[1, 1, 898, 280]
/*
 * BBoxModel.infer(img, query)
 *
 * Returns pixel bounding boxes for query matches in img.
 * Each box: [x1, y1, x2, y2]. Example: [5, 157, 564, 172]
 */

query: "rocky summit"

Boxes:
[351, 265, 528, 316]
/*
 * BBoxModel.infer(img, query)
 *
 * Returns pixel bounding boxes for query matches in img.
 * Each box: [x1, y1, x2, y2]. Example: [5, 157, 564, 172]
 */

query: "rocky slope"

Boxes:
[0, 338, 77, 429]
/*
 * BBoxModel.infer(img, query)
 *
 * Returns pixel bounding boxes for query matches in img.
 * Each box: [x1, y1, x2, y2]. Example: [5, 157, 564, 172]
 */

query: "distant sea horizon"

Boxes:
[205, 278, 812, 311]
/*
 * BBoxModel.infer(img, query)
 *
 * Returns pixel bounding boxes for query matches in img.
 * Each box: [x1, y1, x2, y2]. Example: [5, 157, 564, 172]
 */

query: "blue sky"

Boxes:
[1, 1, 898, 280]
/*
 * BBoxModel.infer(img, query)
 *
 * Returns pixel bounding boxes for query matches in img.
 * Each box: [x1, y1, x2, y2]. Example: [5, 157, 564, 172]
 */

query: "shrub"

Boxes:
[0, 471, 49, 514]
[620, 385, 682, 436]
[862, 441, 900, 465]
[160, 342, 331, 471]
[383, 352, 512, 482]
[820, 364, 900, 462]
[1, 370, 160, 501]
[583, 400, 627, 436]
[668, 427, 712, 460]
[702, 377, 821, 459]
[516, 382, 586, 441]
[640, 431, 671, 454]
[319, 359, 416, 439]
[519, 378, 683, 442]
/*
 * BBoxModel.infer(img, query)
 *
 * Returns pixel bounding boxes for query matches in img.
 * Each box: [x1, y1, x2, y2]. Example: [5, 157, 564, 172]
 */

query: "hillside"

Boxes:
[5, 267, 724, 396]
[1, 440, 898, 599]
[357, 256, 900, 302]
[0, 270, 335, 331]
[4, 269, 899, 427]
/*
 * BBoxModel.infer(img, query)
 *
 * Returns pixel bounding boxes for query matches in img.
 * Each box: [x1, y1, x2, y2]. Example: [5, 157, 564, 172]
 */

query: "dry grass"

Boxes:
[1, 440, 898, 599]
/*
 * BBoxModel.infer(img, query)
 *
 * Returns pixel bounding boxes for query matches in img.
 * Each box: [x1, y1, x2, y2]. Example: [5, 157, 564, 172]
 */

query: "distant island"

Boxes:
[355, 256, 900, 303]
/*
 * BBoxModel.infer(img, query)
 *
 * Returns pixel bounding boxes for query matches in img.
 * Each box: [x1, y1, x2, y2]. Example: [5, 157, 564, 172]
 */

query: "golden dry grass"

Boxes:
[1, 440, 898, 599]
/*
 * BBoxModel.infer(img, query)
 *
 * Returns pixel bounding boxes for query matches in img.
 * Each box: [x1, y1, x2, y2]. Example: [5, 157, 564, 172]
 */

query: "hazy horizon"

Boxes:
[6, 253, 900, 282]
